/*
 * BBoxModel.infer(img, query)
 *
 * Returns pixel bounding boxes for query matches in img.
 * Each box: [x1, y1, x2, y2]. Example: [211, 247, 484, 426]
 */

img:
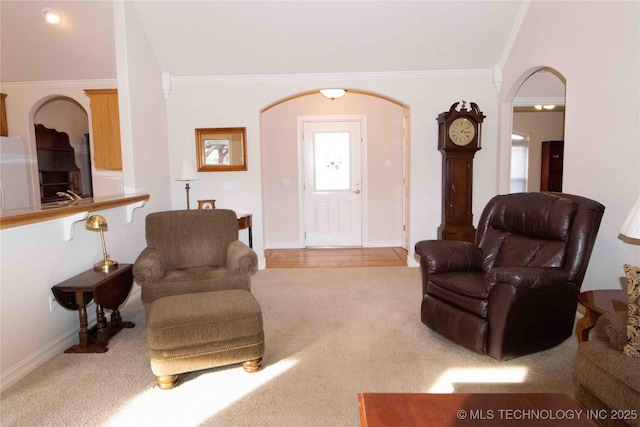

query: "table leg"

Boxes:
[576, 308, 600, 343]
[96, 304, 108, 348]
[65, 291, 108, 353]
[75, 291, 90, 349]
[111, 309, 135, 330]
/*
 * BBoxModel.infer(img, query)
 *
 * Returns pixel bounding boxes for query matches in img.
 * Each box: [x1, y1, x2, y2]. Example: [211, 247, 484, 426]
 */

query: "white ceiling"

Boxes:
[1, 1, 117, 82]
[1, 0, 526, 82]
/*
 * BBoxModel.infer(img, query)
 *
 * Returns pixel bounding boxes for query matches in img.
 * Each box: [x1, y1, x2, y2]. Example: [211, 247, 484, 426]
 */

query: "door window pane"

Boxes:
[314, 132, 350, 191]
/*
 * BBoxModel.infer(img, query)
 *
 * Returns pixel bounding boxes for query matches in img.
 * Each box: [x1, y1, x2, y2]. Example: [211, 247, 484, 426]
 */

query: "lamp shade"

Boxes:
[86, 215, 108, 231]
[621, 196, 640, 239]
[176, 160, 199, 181]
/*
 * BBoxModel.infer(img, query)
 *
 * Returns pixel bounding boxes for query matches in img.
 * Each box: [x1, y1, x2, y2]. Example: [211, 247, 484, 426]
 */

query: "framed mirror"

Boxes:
[195, 127, 247, 172]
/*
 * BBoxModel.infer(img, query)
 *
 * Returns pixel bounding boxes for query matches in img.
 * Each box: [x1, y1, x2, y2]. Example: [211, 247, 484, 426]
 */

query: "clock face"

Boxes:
[448, 118, 476, 146]
[199, 200, 215, 209]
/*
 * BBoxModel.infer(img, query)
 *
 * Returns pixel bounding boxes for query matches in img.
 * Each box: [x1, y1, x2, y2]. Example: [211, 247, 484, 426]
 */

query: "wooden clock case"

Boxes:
[436, 101, 485, 243]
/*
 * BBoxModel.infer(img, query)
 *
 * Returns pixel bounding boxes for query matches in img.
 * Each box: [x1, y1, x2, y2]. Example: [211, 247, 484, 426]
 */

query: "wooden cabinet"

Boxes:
[35, 124, 82, 201]
[84, 89, 122, 171]
[541, 140, 564, 192]
[1, 93, 7, 136]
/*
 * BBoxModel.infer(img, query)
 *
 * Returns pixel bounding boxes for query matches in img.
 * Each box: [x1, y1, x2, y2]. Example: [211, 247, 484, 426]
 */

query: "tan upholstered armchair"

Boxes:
[415, 192, 605, 360]
[133, 209, 258, 314]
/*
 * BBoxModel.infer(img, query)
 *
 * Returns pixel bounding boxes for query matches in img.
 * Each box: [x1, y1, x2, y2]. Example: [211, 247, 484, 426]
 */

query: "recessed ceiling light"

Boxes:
[534, 104, 556, 111]
[42, 8, 61, 25]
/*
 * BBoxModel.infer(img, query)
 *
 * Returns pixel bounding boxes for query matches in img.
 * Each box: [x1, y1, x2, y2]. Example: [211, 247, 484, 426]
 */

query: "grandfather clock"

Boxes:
[437, 100, 485, 243]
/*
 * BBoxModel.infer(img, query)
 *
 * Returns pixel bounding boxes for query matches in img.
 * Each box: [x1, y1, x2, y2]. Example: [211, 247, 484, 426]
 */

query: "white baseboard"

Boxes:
[0, 287, 141, 392]
[407, 256, 420, 268]
[266, 241, 404, 249]
[265, 242, 303, 249]
[1, 323, 80, 392]
[364, 240, 403, 248]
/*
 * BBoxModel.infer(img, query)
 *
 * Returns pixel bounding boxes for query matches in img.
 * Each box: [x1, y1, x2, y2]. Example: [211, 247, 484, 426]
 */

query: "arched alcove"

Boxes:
[260, 90, 410, 251]
[30, 95, 93, 203]
[509, 67, 566, 193]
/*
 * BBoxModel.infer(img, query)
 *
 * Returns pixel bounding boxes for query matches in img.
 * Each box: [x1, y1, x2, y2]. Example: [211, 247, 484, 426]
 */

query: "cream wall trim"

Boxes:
[0, 79, 118, 90]
[172, 69, 493, 84]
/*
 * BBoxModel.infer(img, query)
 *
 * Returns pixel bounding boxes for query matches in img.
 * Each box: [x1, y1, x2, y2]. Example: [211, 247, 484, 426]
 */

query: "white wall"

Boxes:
[499, 1, 640, 289]
[114, 2, 171, 211]
[261, 92, 405, 249]
[167, 72, 500, 267]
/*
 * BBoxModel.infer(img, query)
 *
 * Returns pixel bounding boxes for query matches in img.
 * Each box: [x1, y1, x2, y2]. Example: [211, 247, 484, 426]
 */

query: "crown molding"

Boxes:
[171, 69, 493, 84]
[0, 79, 117, 90]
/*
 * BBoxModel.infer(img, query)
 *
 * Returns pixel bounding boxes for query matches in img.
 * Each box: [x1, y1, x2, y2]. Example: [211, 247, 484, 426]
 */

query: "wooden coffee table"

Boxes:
[575, 290, 627, 343]
[358, 393, 598, 426]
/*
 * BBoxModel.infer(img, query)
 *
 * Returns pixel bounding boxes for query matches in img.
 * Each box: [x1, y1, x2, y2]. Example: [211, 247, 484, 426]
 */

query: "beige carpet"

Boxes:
[1, 267, 579, 426]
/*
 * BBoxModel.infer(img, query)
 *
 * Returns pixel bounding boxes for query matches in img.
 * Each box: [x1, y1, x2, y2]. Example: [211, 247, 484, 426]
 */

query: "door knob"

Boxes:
[353, 189, 361, 194]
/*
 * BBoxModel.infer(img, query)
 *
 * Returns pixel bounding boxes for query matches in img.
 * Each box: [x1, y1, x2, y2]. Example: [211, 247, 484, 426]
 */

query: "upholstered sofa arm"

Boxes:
[226, 241, 258, 274]
[486, 266, 571, 289]
[595, 311, 628, 351]
[415, 240, 483, 274]
[133, 247, 166, 284]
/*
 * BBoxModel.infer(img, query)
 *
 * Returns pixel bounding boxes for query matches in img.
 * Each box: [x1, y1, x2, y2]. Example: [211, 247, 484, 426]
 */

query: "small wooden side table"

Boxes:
[575, 289, 627, 343]
[51, 264, 135, 353]
[237, 213, 253, 248]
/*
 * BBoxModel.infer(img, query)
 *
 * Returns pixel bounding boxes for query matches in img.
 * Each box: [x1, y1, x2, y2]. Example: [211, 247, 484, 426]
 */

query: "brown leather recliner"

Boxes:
[415, 192, 605, 360]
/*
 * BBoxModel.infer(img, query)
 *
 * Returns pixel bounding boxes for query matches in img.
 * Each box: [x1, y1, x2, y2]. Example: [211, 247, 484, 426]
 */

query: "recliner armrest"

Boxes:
[226, 240, 258, 274]
[415, 240, 483, 274]
[133, 247, 166, 284]
[486, 266, 571, 289]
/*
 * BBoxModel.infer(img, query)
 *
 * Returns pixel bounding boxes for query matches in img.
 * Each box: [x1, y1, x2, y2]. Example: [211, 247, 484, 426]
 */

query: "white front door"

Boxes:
[303, 120, 362, 247]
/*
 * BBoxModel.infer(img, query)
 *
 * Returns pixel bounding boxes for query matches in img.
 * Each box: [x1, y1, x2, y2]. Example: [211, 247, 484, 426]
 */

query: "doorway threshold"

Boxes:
[264, 247, 407, 268]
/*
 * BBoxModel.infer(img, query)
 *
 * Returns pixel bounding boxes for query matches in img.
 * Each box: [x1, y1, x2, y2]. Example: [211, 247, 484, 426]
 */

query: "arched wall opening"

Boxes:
[260, 89, 411, 252]
[27, 95, 92, 205]
[502, 66, 566, 194]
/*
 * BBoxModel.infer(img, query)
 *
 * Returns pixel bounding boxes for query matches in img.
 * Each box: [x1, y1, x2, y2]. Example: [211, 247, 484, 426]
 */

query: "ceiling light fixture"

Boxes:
[320, 89, 346, 100]
[42, 8, 61, 25]
[534, 104, 556, 111]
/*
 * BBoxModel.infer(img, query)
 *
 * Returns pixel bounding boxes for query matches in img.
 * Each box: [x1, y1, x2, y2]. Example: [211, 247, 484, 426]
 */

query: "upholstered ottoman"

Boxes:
[147, 289, 264, 390]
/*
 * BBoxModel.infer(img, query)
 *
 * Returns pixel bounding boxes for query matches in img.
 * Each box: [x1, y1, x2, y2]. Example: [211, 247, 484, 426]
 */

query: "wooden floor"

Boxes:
[265, 247, 408, 268]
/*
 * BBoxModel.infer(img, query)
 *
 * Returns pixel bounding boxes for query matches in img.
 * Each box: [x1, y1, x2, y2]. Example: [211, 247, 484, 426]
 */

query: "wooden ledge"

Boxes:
[0, 194, 150, 230]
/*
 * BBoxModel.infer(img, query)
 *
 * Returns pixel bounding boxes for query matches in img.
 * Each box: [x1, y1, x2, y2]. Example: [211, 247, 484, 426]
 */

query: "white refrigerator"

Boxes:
[0, 136, 33, 211]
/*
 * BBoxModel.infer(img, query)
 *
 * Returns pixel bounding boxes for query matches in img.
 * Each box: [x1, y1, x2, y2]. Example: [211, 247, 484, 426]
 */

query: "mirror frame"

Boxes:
[195, 127, 247, 172]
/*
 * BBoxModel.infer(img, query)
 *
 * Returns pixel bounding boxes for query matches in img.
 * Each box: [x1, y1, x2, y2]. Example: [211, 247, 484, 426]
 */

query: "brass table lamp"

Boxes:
[86, 215, 118, 272]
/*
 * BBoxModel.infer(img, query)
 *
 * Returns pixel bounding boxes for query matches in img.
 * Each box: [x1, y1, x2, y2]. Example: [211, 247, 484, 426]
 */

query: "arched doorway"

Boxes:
[510, 68, 566, 193]
[31, 96, 93, 203]
[260, 90, 410, 253]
